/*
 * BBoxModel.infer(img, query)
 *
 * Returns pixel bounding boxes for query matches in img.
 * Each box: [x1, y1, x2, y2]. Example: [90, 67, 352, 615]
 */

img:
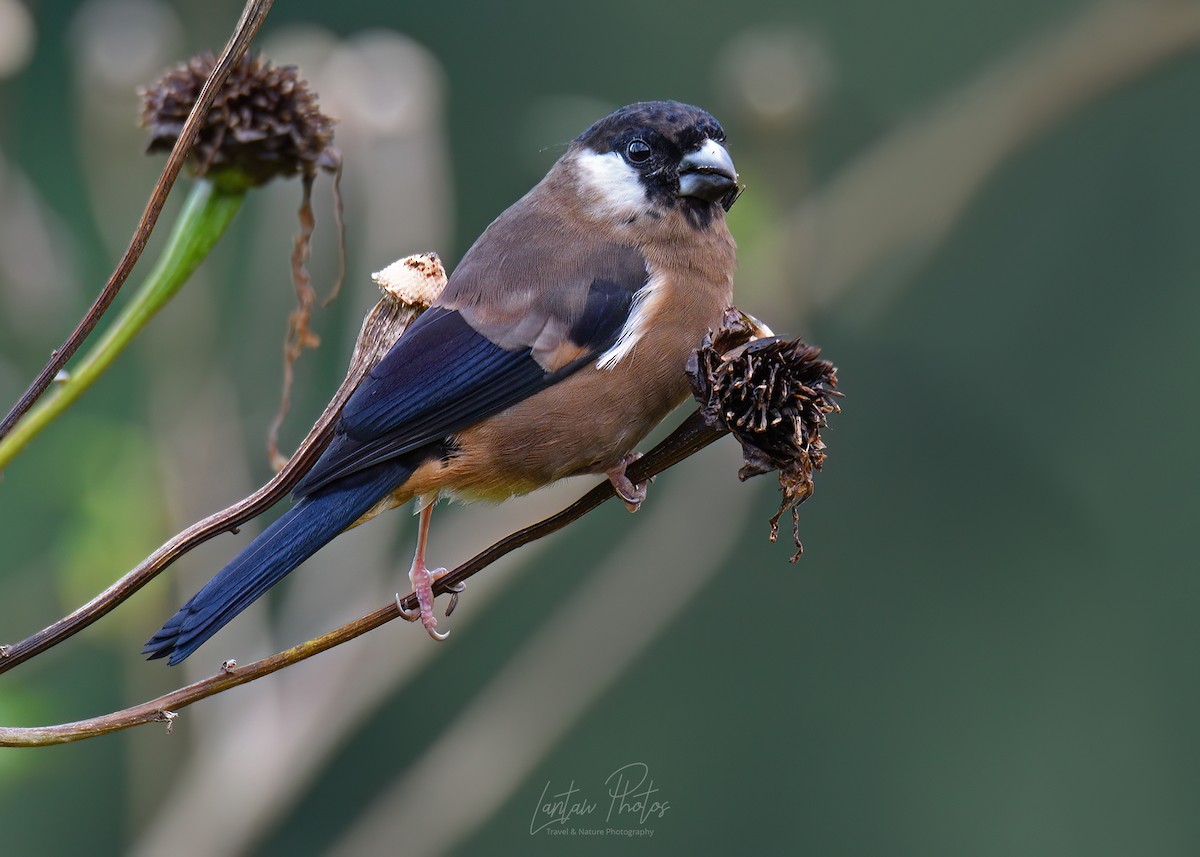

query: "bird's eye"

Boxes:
[626, 139, 652, 163]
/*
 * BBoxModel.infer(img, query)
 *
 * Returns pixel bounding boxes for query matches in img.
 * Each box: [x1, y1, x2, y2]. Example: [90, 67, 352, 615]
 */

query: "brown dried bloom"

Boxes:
[687, 309, 842, 561]
[140, 52, 335, 187]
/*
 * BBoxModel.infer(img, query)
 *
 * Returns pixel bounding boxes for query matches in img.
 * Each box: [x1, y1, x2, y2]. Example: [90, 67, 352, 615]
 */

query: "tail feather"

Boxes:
[144, 459, 412, 666]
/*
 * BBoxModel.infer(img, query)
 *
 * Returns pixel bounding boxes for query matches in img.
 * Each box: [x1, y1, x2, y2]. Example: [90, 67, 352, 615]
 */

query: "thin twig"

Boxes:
[0, 0, 275, 445]
[0, 181, 246, 471]
[407, 410, 726, 602]
[0, 278, 432, 676]
[334, 459, 747, 856]
[0, 410, 726, 746]
[0, 425, 327, 677]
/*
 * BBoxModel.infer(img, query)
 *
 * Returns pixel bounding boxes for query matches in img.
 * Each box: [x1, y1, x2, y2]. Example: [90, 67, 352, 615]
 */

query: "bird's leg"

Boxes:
[395, 501, 462, 640]
[606, 452, 649, 513]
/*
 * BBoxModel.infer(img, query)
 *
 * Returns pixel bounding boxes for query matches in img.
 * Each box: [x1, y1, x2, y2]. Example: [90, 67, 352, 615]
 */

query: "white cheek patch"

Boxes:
[575, 151, 650, 221]
[596, 268, 668, 370]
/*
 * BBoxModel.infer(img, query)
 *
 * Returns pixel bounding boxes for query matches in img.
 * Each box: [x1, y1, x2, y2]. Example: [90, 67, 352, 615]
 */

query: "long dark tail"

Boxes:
[143, 459, 412, 666]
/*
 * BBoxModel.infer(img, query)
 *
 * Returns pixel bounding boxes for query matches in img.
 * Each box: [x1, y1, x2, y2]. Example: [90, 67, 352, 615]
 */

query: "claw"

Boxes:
[398, 562, 451, 640]
[396, 593, 417, 620]
[397, 500, 458, 640]
[606, 452, 648, 512]
[445, 581, 465, 616]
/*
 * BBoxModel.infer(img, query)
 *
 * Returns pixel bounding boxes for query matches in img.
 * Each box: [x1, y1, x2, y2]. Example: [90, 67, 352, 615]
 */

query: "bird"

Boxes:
[144, 100, 740, 665]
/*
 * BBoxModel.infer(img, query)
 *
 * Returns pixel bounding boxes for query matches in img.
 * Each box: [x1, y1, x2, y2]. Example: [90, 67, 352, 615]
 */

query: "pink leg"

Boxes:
[606, 452, 649, 513]
[395, 502, 461, 640]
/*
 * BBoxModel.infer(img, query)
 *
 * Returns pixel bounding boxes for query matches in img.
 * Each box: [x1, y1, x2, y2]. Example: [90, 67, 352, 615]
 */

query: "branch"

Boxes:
[401, 409, 726, 602]
[0, 256, 445, 675]
[0, 0, 275, 444]
[0, 304, 841, 745]
[0, 410, 726, 746]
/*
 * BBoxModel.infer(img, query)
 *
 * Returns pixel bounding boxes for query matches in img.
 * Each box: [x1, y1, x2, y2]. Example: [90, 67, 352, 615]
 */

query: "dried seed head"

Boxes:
[372, 253, 449, 308]
[139, 52, 335, 187]
[688, 309, 842, 561]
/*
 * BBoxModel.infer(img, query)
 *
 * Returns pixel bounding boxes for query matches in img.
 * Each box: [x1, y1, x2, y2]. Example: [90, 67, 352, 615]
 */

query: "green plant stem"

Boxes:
[0, 179, 245, 471]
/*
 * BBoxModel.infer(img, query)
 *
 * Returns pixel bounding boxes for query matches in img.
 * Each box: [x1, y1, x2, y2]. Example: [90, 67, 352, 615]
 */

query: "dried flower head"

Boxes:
[140, 52, 335, 187]
[688, 309, 842, 561]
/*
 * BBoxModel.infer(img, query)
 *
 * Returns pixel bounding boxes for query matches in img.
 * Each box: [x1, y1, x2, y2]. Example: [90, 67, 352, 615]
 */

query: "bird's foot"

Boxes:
[396, 564, 464, 641]
[607, 453, 649, 513]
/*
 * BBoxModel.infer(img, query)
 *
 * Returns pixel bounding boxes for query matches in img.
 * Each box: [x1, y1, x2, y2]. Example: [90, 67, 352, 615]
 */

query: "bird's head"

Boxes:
[565, 100, 740, 230]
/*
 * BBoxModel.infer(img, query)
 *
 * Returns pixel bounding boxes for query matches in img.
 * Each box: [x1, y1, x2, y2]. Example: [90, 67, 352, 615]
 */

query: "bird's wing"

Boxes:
[295, 232, 648, 496]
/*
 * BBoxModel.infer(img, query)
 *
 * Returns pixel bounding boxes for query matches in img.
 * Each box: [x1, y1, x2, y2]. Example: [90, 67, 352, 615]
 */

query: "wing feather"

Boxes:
[294, 233, 649, 498]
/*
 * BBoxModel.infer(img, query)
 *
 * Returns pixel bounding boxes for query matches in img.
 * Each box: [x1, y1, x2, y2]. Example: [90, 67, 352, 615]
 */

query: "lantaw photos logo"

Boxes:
[529, 762, 672, 838]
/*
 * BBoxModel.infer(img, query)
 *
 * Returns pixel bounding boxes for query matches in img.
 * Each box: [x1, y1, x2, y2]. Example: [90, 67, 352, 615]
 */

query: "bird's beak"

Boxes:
[678, 138, 739, 205]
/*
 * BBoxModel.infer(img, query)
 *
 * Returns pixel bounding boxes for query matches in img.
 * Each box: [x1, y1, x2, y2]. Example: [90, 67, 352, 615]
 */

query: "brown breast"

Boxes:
[403, 232, 735, 504]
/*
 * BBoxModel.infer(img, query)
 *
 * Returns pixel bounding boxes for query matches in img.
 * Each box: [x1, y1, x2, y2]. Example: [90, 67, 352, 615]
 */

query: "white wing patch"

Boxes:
[596, 268, 668, 370]
[575, 151, 650, 221]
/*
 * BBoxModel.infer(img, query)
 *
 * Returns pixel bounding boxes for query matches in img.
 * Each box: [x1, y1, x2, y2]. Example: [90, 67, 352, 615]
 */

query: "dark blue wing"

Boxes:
[295, 267, 643, 497]
[342, 307, 544, 440]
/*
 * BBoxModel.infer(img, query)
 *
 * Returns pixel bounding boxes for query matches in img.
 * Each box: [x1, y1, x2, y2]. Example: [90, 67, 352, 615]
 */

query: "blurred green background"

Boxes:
[2, 0, 1200, 854]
